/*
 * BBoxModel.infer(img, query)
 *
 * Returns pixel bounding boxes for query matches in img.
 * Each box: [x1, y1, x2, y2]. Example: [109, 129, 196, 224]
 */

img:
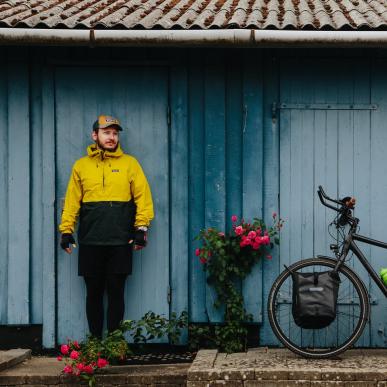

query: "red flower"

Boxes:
[69, 350, 79, 360]
[97, 358, 109, 368]
[76, 363, 84, 371]
[266, 255, 272, 260]
[83, 365, 94, 374]
[195, 248, 200, 256]
[63, 365, 73, 374]
[60, 344, 69, 355]
[235, 226, 244, 236]
[252, 242, 260, 250]
[207, 250, 212, 257]
[261, 235, 270, 245]
[57, 356, 62, 361]
[248, 231, 257, 239]
[231, 215, 238, 222]
[73, 340, 80, 349]
[200, 257, 207, 264]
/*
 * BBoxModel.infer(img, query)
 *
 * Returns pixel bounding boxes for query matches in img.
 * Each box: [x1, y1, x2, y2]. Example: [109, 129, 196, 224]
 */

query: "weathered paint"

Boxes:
[1, 46, 387, 348]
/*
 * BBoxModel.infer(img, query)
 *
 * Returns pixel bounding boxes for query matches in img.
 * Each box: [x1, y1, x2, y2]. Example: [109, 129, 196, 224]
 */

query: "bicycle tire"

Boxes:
[268, 257, 370, 358]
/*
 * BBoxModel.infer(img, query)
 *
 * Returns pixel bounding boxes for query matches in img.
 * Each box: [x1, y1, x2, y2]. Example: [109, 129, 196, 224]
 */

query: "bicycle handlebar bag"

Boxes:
[291, 270, 341, 329]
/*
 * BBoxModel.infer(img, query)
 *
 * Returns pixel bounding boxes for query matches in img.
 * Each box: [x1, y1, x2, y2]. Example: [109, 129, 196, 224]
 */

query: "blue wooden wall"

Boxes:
[1, 46, 387, 348]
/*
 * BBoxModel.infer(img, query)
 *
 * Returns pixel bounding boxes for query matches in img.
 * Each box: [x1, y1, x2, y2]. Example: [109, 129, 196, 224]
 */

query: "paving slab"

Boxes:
[187, 348, 387, 386]
[0, 349, 31, 372]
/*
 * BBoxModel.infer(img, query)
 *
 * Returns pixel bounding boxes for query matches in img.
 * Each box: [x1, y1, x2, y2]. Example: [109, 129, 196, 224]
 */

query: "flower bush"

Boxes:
[58, 311, 188, 386]
[193, 214, 283, 353]
[58, 339, 109, 386]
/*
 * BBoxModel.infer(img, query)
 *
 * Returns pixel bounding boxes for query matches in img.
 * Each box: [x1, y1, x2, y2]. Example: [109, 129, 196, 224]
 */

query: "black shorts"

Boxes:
[78, 244, 133, 276]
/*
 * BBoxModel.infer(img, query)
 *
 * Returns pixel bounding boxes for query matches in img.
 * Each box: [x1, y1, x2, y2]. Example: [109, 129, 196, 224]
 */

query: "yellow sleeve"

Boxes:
[131, 160, 154, 228]
[58, 163, 83, 234]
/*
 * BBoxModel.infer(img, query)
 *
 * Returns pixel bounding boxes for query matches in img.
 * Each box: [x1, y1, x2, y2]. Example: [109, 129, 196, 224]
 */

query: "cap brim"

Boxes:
[98, 123, 123, 131]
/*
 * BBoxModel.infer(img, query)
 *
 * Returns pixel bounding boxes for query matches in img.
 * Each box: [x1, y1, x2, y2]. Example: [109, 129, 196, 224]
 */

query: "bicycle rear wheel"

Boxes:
[268, 257, 369, 358]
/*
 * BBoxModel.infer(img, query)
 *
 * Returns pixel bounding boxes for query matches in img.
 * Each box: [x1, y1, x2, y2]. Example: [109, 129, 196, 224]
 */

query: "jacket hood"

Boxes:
[87, 143, 124, 159]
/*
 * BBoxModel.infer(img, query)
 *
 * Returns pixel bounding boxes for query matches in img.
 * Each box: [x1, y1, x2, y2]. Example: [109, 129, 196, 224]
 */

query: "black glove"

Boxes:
[134, 229, 147, 248]
[60, 234, 76, 250]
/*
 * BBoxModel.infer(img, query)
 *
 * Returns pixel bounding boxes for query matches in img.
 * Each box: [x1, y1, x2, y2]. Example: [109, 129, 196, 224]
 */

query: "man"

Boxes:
[58, 115, 154, 338]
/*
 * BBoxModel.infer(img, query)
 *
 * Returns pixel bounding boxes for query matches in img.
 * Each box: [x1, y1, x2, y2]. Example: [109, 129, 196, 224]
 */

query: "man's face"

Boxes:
[92, 127, 119, 151]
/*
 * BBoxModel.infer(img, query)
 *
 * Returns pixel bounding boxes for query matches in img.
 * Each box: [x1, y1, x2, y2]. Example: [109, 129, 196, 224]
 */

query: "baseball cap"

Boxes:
[93, 115, 123, 131]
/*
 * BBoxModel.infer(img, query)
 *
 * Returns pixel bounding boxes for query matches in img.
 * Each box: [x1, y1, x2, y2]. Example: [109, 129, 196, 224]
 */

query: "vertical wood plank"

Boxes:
[30, 57, 44, 325]
[7, 61, 30, 324]
[369, 58, 387, 347]
[241, 54, 264, 323]
[225, 60, 243, 229]
[188, 58, 207, 322]
[42, 64, 57, 347]
[0, 51, 8, 324]
[204, 54, 226, 323]
[260, 52, 280, 345]
[170, 65, 189, 339]
[56, 65, 90, 342]
[351, 60, 372, 347]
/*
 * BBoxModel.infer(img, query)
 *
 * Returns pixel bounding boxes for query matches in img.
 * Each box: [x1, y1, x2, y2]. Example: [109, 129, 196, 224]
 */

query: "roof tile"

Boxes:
[0, 0, 387, 29]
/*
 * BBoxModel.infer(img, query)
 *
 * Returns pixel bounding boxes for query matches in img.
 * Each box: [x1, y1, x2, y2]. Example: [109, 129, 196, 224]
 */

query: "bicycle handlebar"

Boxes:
[317, 185, 358, 227]
[317, 186, 341, 212]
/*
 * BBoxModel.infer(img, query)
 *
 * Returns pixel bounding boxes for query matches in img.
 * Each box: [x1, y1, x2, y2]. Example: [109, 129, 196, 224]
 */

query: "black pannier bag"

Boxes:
[290, 269, 341, 329]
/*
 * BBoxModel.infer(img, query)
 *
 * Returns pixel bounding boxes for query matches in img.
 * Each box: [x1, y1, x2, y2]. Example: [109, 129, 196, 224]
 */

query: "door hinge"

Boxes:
[167, 285, 172, 304]
[167, 106, 171, 126]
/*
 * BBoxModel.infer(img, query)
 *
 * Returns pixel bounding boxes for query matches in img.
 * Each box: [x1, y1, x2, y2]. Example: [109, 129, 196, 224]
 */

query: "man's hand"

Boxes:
[129, 228, 147, 250]
[60, 233, 76, 254]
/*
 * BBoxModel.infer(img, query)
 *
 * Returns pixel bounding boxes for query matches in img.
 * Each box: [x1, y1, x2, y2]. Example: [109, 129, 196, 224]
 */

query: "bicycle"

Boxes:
[268, 185, 387, 358]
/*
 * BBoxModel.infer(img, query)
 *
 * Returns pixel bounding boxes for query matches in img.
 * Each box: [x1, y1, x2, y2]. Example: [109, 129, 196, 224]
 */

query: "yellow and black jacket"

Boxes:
[59, 143, 154, 245]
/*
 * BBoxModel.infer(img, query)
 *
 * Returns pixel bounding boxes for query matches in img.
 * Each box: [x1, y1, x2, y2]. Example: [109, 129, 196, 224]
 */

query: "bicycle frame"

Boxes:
[317, 185, 387, 298]
[334, 231, 387, 298]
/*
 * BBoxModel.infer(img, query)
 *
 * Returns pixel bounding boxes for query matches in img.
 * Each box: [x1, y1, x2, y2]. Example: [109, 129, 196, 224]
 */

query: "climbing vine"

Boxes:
[194, 214, 282, 353]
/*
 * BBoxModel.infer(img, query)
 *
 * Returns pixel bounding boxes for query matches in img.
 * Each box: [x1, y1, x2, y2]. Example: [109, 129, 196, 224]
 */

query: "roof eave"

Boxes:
[1, 28, 387, 47]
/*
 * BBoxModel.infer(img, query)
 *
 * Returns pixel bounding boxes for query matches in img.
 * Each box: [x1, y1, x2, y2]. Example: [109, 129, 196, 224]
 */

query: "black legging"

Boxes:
[84, 274, 127, 338]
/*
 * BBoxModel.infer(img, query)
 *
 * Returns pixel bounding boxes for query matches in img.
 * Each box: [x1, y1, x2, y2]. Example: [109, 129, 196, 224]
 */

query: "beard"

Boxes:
[96, 138, 118, 152]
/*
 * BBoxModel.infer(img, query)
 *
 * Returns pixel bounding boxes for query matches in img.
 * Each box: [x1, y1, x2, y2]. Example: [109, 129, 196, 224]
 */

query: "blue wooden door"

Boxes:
[279, 58, 386, 347]
[55, 66, 170, 343]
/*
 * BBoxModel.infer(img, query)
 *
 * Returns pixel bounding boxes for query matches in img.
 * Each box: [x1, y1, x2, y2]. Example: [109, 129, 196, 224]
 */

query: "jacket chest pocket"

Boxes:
[105, 168, 130, 194]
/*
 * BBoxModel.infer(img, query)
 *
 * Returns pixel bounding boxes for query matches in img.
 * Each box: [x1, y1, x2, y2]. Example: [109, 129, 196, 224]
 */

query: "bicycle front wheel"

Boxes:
[268, 257, 370, 358]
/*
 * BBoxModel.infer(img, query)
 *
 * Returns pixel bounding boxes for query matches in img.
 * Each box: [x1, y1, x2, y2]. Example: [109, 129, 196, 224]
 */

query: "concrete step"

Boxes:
[187, 348, 387, 387]
[0, 349, 31, 372]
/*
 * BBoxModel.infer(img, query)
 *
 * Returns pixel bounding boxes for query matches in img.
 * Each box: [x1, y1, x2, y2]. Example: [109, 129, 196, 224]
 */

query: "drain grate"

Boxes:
[123, 351, 196, 365]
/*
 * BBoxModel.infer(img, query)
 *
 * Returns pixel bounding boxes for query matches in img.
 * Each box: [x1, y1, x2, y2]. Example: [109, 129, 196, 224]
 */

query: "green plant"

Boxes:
[58, 311, 188, 385]
[194, 214, 282, 353]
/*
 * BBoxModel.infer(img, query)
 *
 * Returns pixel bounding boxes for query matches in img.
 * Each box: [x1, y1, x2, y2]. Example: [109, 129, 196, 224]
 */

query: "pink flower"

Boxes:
[73, 341, 80, 349]
[266, 255, 272, 260]
[261, 235, 270, 245]
[57, 356, 62, 361]
[252, 242, 260, 250]
[69, 350, 79, 360]
[97, 358, 109, 368]
[195, 248, 200, 256]
[200, 257, 207, 264]
[254, 236, 262, 244]
[218, 232, 225, 237]
[235, 226, 244, 236]
[231, 215, 238, 222]
[83, 365, 94, 374]
[248, 231, 257, 239]
[60, 344, 69, 355]
[63, 365, 73, 374]
[272, 212, 277, 219]
[76, 363, 85, 371]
